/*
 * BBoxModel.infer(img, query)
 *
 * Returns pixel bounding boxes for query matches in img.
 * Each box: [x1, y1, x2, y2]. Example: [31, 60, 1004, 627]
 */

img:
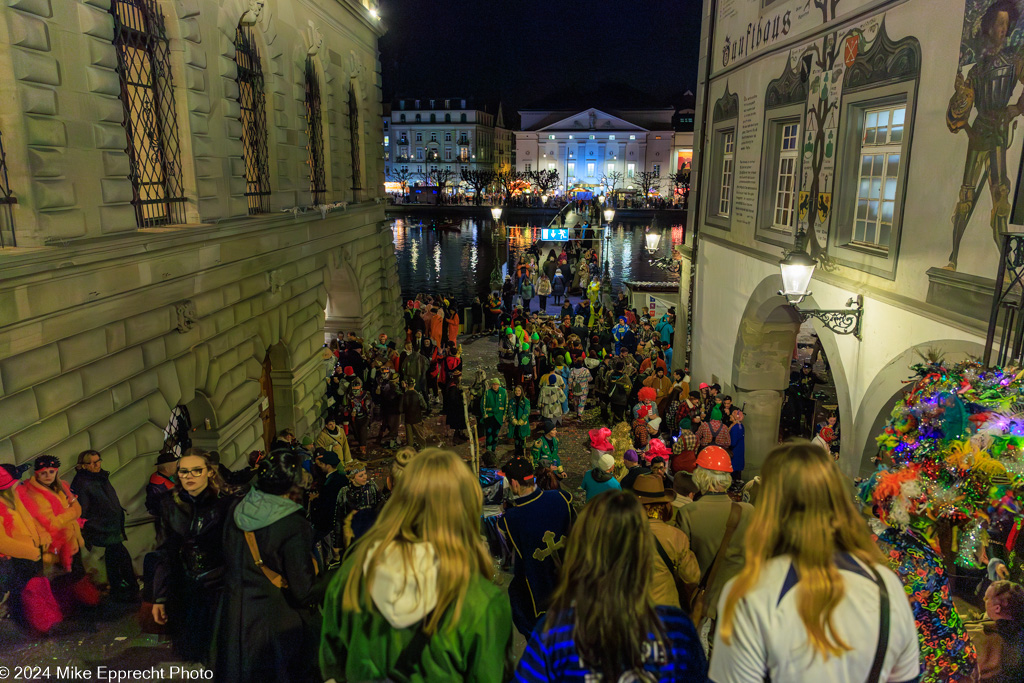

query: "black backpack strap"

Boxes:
[865, 565, 891, 683]
[387, 613, 436, 683]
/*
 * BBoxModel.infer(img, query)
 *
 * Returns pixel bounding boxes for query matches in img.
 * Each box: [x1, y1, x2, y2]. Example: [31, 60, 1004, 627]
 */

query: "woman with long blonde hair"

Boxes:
[711, 441, 919, 682]
[515, 490, 706, 682]
[320, 448, 512, 682]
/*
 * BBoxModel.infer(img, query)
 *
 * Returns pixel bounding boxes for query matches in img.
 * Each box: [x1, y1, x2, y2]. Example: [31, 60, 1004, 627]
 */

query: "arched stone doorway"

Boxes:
[730, 274, 853, 476]
[325, 257, 363, 338]
[853, 340, 985, 476]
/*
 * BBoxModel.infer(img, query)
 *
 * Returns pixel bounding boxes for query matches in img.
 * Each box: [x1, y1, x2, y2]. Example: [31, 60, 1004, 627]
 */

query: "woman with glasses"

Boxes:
[149, 448, 235, 664]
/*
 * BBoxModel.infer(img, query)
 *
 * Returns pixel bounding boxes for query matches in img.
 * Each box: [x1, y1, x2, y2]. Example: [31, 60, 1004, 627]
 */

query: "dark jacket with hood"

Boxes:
[71, 468, 126, 547]
[214, 489, 322, 683]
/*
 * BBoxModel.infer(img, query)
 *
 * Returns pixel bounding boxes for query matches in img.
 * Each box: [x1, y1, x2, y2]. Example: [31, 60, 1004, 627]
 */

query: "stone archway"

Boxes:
[325, 255, 363, 336]
[853, 340, 985, 476]
[730, 274, 853, 477]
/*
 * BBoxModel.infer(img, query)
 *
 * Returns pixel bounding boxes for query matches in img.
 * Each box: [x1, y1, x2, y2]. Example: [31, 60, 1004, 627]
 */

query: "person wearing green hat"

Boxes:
[696, 404, 731, 451]
[531, 419, 564, 477]
[517, 342, 535, 400]
[509, 385, 532, 456]
[480, 378, 508, 454]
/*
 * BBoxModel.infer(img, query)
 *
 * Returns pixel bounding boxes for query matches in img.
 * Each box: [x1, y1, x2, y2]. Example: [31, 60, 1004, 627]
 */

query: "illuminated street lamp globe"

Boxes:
[603, 208, 615, 223]
[542, 195, 549, 205]
[490, 207, 503, 222]
[778, 250, 817, 305]
[598, 194, 606, 204]
[644, 223, 662, 255]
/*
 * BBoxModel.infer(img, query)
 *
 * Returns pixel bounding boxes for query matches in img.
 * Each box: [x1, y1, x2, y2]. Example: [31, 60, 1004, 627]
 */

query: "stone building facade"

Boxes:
[682, 0, 1019, 479]
[0, 0, 400, 557]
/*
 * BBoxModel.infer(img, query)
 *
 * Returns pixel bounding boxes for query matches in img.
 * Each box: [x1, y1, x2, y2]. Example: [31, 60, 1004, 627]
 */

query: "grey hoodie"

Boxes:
[233, 487, 303, 532]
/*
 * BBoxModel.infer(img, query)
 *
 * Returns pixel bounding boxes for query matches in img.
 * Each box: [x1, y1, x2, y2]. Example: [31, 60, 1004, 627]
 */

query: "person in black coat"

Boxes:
[150, 450, 234, 664]
[308, 450, 347, 545]
[71, 449, 138, 602]
[214, 450, 323, 683]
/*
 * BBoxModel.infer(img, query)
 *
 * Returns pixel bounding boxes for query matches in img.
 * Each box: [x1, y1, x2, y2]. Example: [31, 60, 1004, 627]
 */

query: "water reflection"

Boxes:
[390, 216, 681, 304]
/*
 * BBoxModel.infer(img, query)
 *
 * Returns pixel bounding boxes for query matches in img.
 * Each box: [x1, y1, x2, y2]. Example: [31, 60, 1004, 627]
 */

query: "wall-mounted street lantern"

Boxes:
[778, 248, 864, 339]
[490, 207, 502, 222]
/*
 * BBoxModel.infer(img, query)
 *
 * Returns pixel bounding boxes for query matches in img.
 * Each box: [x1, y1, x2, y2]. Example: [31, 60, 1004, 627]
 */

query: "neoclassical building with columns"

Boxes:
[0, 0, 400, 557]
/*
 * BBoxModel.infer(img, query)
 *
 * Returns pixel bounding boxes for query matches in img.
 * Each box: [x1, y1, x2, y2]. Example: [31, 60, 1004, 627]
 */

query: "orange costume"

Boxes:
[445, 310, 460, 345]
[427, 309, 443, 346]
[0, 491, 50, 561]
[19, 477, 84, 571]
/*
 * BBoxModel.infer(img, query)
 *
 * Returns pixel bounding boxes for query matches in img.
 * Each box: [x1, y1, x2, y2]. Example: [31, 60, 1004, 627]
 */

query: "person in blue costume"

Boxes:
[612, 316, 629, 356]
[500, 457, 575, 636]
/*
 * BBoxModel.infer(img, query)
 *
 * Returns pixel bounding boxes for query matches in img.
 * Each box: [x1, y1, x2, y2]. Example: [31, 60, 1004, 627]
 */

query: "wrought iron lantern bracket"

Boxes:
[788, 294, 864, 339]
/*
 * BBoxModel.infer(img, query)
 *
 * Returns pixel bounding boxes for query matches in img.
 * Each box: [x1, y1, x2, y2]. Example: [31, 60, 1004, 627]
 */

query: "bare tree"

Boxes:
[633, 170, 661, 200]
[494, 168, 525, 202]
[666, 166, 690, 198]
[527, 169, 560, 197]
[601, 170, 624, 193]
[388, 168, 415, 196]
[460, 168, 496, 205]
[422, 168, 457, 202]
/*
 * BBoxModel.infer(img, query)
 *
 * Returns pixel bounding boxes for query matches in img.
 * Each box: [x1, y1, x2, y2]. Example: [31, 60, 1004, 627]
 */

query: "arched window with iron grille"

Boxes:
[235, 23, 271, 214]
[110, 0, 186, 227]
[349, 82, 361, 195]
[304, 57, 326, 205]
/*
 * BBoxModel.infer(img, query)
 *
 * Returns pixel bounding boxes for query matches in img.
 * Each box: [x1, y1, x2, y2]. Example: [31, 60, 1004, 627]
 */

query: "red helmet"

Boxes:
[696, 445, 733, 472]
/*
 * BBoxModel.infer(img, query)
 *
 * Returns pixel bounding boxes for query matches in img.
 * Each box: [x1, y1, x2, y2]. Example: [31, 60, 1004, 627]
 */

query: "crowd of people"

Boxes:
[2, 257, 1023, 682]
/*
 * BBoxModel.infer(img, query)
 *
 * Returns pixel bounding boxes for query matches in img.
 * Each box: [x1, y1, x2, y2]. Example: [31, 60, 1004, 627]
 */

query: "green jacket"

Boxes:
[509, 397, 532, 439]
[319, 559, 513, 682]
[481, 387, 508, 423]
[531, 435, 561, 469]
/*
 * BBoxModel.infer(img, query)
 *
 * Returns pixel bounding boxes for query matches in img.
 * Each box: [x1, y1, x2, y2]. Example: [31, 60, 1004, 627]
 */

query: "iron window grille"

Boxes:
[349, 83, 361, 193]
[110, 0, 187, 227]
[304, 57, 326, 205]
[235, 24, 271, 214]
[0, 129, 17, 248]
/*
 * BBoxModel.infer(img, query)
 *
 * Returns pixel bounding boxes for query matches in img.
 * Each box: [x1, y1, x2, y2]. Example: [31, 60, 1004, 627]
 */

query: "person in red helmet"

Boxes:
[676, 445, 754, 643]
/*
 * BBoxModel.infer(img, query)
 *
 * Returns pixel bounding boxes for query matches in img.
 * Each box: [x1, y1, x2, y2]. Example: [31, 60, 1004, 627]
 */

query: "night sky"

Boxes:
[379, 0, 704, 115]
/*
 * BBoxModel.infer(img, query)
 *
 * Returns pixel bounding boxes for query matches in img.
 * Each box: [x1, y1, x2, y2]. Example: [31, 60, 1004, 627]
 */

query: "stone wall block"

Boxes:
[139, 338, 166, 367]
[104, 322, 126, 355]
[186, 67, 206, 93]
[195, 177, 219, 198]
[67, 390, 113, 433]
[87, 40, 118, 69]
[101, 151, 130, 177]
[48, 431, 91, 467]
[98, 205, 136, 233]
[193, 156, 217, 179]
[77, 1, 113, 38]
[222, 79, 239, 102]
[33, 372, 84, 418]
[99, 177, 133, 204]
[180, 18, 201, 44]
[12, 48, 59, 85]
[91, 95, 124, 123]
[173, 354, 197, 406]
[134, 422, 164, 456]
[0, 344, 60, 394]
[223, 100, 239, 120]
[224, 117, 242, 140]
[18, 83, 56, 115]
[34, 179, 75, 209]
[10, 413, 69, 460]
[153, 362, 182, 409]
[80, 347, 143, 396]
[26, 115, 65, 146]
[92, 121, 126, 150]
[219, 378, 259, 423]
[9, 0, 52, 18]
[57, 326, 107, 370]
[184, 43, 207, 69]
[124, 307, 172, 346]
[111, 380, 131, 411]
[161, 324, 199, 358]
[187, 90, 210, 114]
[88, 400, 148, 452]
[8, 11, 50, 51]
[191, 134, 214, 158]
[37, 209, 86, 240]
[0, 389, 41, 440]
[27, 147, 63, 177]
[189, 111, 210, 136]
[85, 66, 119, 97]
[145, 391, 171, 426]
[129, 367, 159, 402]
[210, 364, 244, 407]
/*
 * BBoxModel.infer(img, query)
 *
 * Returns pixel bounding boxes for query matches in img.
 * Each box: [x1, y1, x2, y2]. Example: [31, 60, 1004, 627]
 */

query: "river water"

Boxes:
[390, 214, 685, 305]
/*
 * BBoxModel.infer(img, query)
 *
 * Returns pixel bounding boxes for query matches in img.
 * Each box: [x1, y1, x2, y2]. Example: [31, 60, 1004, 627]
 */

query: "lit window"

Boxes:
[567, 161, 575, 176]
[569, 135, 574, 139]
[303, 57, 325, 204]
[587, 162, 595, 176]
[607, 162, 615, 174]
[629, 135, 636, 140]
[548, 162, 555, 170]
[609, 135, 615, 140]
[853, 105, 905, 248]
[772, 122, 800, 230]
[589, 135, 595, 139]
[235, 23, 270, 214]
[548, 134, 555, 140]
[719, 130, 734, 216]
[110, 0, 186, 226]
[627, 163, 635, 178]
[653, 163, 660, 176]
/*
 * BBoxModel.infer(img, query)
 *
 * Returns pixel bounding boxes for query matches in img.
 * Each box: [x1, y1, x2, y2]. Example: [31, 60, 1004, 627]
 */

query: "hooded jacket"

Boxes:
[320, 542, 512, 682]
[70, 468, 125, 547]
